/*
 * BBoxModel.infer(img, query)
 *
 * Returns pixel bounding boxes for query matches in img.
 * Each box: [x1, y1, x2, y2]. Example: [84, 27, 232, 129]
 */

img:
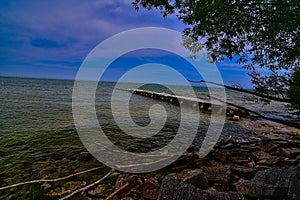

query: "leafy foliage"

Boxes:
[133, 0, 300, 96]
[287, 68, 300, 114]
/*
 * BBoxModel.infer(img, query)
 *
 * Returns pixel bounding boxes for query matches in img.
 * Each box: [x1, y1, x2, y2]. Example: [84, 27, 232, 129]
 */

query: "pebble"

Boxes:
[232, 115, 241, 121]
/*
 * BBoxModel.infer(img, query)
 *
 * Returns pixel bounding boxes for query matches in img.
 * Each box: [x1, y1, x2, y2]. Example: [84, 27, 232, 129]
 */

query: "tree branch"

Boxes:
[59, 168, 115, 200]
[0, 166, 104, 191]
[105, 182, 130, 200]
[188, 79, 293, 103]
[209, 95, 300, 129]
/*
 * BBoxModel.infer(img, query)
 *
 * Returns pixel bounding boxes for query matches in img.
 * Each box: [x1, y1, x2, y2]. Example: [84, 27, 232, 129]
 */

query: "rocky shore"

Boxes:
[19, 117, 297, 200]
[75, 119, 300, 200]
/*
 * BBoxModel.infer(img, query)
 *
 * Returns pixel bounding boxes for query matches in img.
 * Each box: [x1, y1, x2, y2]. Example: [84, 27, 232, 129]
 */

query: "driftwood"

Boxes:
[59, 168, 115, 200]
[0, 166, 104, 191]
[105, 182, 130, 200]
[57, 154, 194, 199]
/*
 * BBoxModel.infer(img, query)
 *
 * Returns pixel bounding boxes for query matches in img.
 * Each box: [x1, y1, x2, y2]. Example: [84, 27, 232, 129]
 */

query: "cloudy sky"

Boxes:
[0, 0, 251, 87]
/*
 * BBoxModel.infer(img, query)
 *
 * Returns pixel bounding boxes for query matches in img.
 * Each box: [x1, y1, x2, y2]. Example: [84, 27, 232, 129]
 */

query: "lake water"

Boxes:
[0, 76, 295, 198]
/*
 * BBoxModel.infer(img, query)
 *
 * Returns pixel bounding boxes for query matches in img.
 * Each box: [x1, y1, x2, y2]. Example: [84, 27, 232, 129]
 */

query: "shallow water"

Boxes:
[0, 76, 294, 198]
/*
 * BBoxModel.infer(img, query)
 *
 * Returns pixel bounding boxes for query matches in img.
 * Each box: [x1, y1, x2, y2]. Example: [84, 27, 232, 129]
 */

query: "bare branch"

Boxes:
[0, 166, 104, 191]
[188, 79, 294, 103]
[105, 182, 130, 200]
[59, 168, 115, 200]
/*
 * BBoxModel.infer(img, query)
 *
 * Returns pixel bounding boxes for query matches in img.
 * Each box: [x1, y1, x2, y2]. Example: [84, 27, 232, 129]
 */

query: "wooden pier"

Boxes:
[124, 89, 249, 118]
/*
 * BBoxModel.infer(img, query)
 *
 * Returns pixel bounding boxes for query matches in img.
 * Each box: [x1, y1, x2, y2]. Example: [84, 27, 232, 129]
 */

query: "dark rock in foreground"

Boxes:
[158, 175, 244, 200]
[235, 166, 293, 199]
[288, 165, 300, 200]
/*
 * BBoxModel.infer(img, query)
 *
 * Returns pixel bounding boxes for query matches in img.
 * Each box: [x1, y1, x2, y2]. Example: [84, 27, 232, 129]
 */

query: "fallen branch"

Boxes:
[105, 182, 130, 200]
[59, 168, 115, 200]
[0, 166, 104, 191]
[188, 79, 293, 103]
[209, 95, 300, 129]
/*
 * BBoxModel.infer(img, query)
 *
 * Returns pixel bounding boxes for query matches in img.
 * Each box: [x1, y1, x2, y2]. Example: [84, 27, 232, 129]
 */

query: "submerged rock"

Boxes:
[87, 184, 107, 197]
[112, 174, 160, 200]
[46, 181, 86, 198]
[115, 174, 144, 189]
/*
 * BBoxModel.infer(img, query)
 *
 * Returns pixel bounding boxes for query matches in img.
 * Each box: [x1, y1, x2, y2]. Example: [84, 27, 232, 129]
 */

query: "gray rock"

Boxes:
[176, 169, 209, 189]
[235, 166, 293, 199]
[158, 175, 244, 200]
[288, 165, 300, 200]
[172, 163, 236, 191]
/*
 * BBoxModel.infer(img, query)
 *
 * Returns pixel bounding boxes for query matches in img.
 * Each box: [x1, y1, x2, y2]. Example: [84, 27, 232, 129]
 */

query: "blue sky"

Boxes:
[0, 0, 251, 88]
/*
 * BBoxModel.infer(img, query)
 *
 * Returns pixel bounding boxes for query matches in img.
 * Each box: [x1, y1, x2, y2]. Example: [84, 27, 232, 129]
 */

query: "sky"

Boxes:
[0, 0, 252, 88]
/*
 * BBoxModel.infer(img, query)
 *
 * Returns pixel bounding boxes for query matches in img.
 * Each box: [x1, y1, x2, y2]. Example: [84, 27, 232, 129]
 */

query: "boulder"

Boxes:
[171, 163, 240, 192]
[261, 141, 279, 152]
[288, 165, 300, 200]
[230, 164, 257, 179]
[200, 164, 234, 191]
[213, 149, 229, 162]
[257, 157, 281, 167]
[280, 148, 300, 159]
[174, 169, 209, 189]
[235, 166, 293, 199]
[158, 175, 244, 200]
[252, 151, 272, 161]
[252, 151, 281, 166]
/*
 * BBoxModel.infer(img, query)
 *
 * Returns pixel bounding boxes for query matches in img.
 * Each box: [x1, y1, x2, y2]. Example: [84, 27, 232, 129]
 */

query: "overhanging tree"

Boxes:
[133, 0, 299, 99]
[287, 68, 300, 115]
